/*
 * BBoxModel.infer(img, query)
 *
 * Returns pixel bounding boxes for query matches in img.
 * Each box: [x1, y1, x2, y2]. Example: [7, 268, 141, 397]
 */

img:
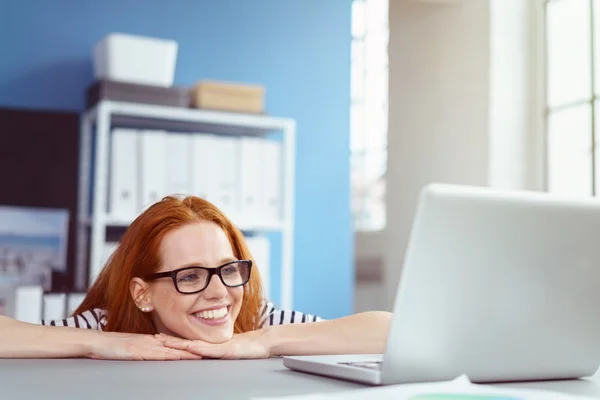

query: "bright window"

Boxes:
[350, 0, 389, 231]
[545, 0, 597, 196]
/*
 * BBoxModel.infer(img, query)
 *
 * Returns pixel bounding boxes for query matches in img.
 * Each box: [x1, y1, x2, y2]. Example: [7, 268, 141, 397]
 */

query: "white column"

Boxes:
[385, 0, 491, 309]
[488, 0, 545, 191]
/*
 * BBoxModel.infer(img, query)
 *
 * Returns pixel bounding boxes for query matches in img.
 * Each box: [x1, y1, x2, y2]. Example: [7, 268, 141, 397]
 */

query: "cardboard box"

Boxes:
[191, 81, 265, 114]
[87, 79, 190, 109]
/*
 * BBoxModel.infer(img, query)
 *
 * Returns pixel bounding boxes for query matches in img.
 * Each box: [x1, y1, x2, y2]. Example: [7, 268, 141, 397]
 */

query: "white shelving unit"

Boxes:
[76, 100, 296, 310]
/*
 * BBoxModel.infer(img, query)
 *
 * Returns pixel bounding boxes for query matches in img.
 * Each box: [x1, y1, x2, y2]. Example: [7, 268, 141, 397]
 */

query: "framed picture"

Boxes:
[0, 205, 69, 291]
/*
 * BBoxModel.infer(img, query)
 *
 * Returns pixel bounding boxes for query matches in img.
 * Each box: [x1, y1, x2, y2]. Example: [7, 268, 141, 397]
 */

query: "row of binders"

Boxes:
[8, 286, 86, 323]
[110, 128, 283, 225]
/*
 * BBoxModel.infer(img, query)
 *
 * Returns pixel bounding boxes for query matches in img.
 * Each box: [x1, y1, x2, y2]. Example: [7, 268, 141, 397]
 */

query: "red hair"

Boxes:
[74, 196, 265, 335]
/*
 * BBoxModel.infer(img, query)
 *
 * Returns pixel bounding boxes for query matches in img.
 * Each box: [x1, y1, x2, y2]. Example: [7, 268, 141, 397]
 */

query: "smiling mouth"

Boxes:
[192, 306, 229, 320]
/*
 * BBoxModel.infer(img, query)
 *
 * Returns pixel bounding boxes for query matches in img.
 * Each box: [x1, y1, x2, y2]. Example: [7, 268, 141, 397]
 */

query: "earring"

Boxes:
[139, 306, 152, 312]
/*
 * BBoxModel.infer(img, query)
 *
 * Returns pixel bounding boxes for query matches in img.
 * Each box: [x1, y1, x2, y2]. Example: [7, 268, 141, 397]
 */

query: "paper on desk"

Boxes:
[252, 375, 599, 400]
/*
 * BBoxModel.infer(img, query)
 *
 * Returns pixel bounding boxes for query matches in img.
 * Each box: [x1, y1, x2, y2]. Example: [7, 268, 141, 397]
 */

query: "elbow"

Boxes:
[365, 311, 393, 353]
[372, 311, 393, 329]
[361, 311, 393, 334]
[368, 310, 392, 321]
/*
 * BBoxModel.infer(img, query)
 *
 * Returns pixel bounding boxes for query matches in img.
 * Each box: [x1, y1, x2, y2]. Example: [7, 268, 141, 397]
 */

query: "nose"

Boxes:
[202, 273, 228, 299]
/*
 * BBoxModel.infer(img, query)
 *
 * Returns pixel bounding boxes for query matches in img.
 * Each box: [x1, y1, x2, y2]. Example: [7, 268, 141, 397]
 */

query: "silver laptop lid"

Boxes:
[381, 184, 600, 384]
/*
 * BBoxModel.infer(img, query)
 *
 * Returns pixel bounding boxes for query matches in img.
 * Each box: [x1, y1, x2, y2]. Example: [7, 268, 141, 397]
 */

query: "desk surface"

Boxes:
[0, 358, 364, 399]
[1, 358, 599, 400]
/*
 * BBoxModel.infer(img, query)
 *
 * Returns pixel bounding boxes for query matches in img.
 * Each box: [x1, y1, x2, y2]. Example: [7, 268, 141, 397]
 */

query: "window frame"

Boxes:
[350, 0, 389, 232]
[544, 0, 598, 196]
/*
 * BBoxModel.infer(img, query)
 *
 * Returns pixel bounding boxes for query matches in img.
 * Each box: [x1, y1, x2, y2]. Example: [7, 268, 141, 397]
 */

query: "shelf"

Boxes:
[78, 98, 296, 309]
[85, 215, 286, 233]
[86, 101, 295, 137]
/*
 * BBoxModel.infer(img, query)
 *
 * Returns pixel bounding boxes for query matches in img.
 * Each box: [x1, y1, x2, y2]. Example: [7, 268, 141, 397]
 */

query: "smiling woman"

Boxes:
[44, 196, 323, 340]
[1, 196, 391, 360]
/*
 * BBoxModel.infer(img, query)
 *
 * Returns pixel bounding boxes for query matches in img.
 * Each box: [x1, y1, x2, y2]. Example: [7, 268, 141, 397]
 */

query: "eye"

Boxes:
[178, 273, 200, 282]
[222, 266, 239, 275]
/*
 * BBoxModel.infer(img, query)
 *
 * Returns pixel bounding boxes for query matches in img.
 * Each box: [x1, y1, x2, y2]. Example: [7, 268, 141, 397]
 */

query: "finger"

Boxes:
[160, 340, 217, 358]
[155, 334, 185, 343]
[162, 347, 203, 360]
[162, 339, 194, 351]
[178, 351, 204, 361]
[160, 339, 229, 359]
[183, 342, 228, 359]
[154, 334, 167, 343]
[161, 339, 207, 356]
[146, 347, 202, 361]
[159, 333, 182, 340]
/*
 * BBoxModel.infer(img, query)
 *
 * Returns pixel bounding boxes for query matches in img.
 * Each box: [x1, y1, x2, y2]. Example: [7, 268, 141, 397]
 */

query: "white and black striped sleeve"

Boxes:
[41, 308, 107, 331]
[259, 300, 324, 327]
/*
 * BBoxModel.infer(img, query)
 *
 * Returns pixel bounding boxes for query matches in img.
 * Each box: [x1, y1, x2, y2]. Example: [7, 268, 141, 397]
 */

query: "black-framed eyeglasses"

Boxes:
[144, 260, 252, 294]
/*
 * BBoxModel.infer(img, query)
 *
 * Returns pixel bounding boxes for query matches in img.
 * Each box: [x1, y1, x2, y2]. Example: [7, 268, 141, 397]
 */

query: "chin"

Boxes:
[189, 328, 233, 343]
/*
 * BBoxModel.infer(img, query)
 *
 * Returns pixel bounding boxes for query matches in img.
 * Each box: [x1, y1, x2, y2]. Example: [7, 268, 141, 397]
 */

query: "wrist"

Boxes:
[36, 324, 100, 359]
[71, 328, 103, 359]
[260, 325, 293, 357]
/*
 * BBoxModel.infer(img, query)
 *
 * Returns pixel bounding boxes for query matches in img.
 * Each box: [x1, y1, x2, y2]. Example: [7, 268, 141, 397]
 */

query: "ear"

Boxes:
[130, 277, 154, 313]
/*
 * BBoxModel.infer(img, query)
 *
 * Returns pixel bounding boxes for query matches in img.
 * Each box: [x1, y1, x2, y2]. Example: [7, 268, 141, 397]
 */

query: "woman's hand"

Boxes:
[87, 331, 203, 361]
[155, 329, 272, 359]
[157, 311, 391, 360]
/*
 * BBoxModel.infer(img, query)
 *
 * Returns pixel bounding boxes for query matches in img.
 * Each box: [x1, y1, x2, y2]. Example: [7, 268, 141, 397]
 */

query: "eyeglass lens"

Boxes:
[175, 262, 250, 293]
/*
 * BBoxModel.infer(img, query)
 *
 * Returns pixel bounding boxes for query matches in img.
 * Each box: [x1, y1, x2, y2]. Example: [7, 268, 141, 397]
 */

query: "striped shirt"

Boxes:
[41, 300, 323, 331]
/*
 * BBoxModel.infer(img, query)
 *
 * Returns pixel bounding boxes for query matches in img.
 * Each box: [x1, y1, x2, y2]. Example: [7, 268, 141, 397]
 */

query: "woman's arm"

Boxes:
[158, 311, 393, 359]
[0, 315, 201, 360]
[0, 315, 90, 358]
[266, 311, 392, 356]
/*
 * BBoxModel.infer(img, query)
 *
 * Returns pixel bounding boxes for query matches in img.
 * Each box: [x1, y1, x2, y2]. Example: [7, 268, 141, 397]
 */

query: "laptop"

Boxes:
[283, 183, 600, 385]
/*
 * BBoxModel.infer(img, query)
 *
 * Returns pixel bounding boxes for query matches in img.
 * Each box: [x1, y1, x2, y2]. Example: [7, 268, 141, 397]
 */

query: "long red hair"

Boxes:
[74, 195, 264, 335]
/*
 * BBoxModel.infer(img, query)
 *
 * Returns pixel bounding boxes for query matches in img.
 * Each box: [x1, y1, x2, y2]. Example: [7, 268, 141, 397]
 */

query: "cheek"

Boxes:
[152, 285, 196, 317]
[229, 287, 244, 317]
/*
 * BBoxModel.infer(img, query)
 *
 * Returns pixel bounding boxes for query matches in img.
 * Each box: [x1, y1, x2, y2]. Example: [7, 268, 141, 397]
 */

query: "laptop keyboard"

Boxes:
[338, 361, 382, 370]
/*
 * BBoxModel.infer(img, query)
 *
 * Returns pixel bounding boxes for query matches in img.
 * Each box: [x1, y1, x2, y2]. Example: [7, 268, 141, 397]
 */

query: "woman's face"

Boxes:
[135, 221, 244, 343]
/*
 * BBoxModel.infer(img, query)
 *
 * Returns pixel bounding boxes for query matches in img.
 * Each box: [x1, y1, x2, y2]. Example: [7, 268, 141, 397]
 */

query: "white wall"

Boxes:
[384, 0, 491, 310]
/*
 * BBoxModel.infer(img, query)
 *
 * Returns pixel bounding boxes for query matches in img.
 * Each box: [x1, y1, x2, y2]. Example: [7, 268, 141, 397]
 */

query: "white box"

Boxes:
[66, 293, 87, 316]
[43, 293, 67, 321]
[94, 33, 178, 87]
[0, 275, 18, 318]
[15, 286, 43, 323]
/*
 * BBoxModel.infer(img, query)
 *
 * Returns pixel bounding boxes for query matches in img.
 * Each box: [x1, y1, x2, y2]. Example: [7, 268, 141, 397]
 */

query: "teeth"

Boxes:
[195, 307, 227, 320]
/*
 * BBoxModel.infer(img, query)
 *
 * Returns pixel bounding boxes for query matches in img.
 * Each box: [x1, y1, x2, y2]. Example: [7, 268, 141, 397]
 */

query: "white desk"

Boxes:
[0, 358, 363, 399]
[0, 358, 598, 399]
[493, 372, 600, 398]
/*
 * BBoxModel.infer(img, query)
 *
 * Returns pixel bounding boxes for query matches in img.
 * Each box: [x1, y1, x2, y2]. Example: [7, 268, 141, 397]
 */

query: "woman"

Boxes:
[10, 196, 391, 359]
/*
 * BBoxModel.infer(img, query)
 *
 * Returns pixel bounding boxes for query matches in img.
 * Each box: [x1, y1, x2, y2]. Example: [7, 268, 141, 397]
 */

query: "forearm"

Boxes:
[266, 311, 392, 357]
[0, 315, 94, 359]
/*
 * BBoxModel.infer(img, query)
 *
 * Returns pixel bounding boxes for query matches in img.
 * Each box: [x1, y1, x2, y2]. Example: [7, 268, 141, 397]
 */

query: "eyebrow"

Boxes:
[179, 257, 238, 269]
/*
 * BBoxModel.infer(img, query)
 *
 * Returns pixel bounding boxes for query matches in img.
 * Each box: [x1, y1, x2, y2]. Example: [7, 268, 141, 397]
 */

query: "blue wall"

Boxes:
[0, 0, 353, 318]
